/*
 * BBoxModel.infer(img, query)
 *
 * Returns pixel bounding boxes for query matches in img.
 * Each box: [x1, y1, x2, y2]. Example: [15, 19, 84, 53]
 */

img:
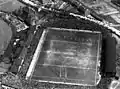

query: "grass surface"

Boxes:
[0, 19, 12, 55]
[0, 0, 25, 12]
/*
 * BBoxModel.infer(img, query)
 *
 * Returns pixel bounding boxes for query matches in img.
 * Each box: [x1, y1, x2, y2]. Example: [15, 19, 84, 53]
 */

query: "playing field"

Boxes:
[27, 28, 102, 86]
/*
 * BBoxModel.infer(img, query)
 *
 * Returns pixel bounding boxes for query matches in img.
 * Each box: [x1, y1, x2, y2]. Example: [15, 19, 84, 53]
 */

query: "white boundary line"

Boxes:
[35, 79, 96, 86]
[95, 34, 101, 84]
[32, 75, 96, 83]
[48, 27, 101, 33]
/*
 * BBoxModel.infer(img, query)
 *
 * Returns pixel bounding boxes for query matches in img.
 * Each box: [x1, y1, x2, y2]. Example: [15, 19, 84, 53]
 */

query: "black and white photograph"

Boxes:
[0, 0, 120, 89]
